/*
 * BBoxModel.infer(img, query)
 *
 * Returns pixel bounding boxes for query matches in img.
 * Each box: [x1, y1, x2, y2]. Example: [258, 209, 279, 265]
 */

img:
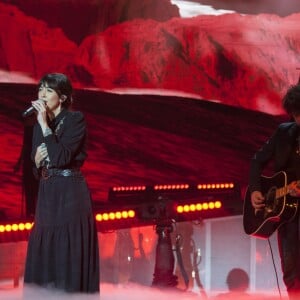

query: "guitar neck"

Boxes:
[276, 180, 300, 199]
[276, 186, 289, 199]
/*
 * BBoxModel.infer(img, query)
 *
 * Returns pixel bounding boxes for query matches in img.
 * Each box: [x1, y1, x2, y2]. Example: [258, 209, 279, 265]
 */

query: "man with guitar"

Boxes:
[246, 84, 300, 300]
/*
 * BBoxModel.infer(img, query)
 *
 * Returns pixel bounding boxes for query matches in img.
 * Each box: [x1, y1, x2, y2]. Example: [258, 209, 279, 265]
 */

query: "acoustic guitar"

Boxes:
[243, 171, 299, 239]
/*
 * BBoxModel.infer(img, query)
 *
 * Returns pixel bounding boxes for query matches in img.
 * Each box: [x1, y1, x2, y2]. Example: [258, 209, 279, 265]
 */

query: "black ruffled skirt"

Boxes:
[24, 175, 100, 293]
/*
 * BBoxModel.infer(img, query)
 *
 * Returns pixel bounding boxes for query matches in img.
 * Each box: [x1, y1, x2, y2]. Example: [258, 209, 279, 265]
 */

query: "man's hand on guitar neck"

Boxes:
[251, 191, 265, 212]
[288, 181, 300, 197]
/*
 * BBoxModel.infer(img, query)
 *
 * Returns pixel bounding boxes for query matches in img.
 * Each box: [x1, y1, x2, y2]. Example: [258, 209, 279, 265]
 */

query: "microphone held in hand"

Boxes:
[22, 106, 36, 118]
[22, 99, 45, 118]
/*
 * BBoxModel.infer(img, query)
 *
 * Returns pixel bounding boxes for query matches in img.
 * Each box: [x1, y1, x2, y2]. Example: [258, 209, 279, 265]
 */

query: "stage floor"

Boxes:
[0, 281, 289, 300]
[0, 216, 290, 300]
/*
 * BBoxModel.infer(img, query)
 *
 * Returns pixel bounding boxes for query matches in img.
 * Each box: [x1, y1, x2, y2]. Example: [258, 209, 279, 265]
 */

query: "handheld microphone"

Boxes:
[22, 99, 45, 118]
[22, 106, 36, 118]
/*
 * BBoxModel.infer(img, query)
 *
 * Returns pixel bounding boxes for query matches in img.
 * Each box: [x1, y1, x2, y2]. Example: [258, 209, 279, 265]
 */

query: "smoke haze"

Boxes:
[0, 282, 289, 300]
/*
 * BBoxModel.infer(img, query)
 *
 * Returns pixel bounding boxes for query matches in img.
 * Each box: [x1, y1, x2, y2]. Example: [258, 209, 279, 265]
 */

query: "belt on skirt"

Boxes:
[40, 167, 82, 179]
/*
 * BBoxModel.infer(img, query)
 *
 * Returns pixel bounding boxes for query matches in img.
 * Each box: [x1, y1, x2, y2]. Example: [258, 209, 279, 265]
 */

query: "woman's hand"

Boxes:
[31, 99, 48, 132]
[35, 143, 48, 168]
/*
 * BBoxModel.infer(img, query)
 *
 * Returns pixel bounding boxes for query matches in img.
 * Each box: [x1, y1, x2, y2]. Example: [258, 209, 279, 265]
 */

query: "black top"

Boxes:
[31, 109, 87, 171]
[249, 122, 300, 192]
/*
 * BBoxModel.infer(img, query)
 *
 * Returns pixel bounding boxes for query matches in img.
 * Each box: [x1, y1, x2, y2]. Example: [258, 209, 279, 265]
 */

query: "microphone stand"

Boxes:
[152, 219, 178, 288]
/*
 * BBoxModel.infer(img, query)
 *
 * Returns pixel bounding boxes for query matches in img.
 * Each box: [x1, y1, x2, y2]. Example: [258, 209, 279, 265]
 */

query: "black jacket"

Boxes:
[249, 122, 299, 193]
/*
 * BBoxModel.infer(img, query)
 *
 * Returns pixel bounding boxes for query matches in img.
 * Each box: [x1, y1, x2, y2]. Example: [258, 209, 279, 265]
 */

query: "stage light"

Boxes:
[5, 225, 12, 232]
[102, 213, 109, 221]
[197, 182, 235, 190]
[0, 222, 34, 233]
[176, 200, 222, 214]
[115, 212, 122, 219]
[0, 221, 33, 242]
[122, 211, 128, 218]
[94, 206, 140, 231]
[112, 185, 146, 192]
[12, 224, 18, 231]
[154, 184, 189, 190]
[95, 180, 242, 231]
[128, 210, 135, 217]
[18, 223, 25, 231]
[25, 222, 33, 230]
[109, 212, 115, 220]
[95, 209, 136, 223]
[108, 181, 240, 205]
[104, 181, 242, 229]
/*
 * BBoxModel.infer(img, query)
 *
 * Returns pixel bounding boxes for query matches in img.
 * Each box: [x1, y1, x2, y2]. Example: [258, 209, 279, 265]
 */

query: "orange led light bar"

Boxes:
[112, 186, 147, 192]
[111, 182, 235, 193]
[197, 183, 235, 190]
[176, 200, 222, 214]
[154, 184, 190, 190]
[95, 210, 136, 222]
[0, 222, 34, 233]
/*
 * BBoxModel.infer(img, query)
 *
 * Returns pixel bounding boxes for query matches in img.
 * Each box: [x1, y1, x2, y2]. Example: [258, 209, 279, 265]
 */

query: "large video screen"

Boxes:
[0, 0, 299, 219]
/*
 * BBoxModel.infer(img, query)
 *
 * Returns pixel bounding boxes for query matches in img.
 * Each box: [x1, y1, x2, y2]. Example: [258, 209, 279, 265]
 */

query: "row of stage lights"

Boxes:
[95, 209, 136, 222]
[0, 181, 239, 237]
[0, 200, 222, 233]
[0, 222, 33, 233]
[111, 182, 235, 192]
[93, 200, 223, 222]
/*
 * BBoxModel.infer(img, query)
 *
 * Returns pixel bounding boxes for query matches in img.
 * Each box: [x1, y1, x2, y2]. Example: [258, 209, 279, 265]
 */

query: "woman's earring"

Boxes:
[60, 95, 67, 102]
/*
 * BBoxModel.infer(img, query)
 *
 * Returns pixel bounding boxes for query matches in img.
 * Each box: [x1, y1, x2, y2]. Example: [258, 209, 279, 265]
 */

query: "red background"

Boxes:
[0, 0, 299, 219]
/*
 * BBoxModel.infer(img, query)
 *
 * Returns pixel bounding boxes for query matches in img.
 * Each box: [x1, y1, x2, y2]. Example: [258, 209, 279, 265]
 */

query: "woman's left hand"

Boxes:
[35, 143, 48, 168]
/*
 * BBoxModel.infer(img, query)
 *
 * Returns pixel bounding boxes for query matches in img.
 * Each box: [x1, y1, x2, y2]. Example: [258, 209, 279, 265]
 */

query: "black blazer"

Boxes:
[249, 122, 299, 193]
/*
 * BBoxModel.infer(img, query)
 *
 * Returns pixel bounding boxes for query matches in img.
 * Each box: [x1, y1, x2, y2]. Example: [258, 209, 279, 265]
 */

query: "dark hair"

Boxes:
[38, 73, 73, 109]
[282, 84, 300, 116]
[226, 268, 249, 291]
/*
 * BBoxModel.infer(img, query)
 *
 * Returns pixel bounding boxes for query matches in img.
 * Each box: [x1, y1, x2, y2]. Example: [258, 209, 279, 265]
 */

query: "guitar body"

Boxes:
[243, 171, 299, 239]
